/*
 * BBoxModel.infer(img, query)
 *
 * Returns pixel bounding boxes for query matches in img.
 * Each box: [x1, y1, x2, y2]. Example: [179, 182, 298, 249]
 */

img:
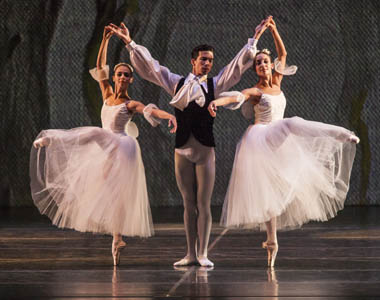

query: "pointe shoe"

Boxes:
[262, 241, 278, 268]
[348, 135, 360, 144]
[33, 137, 50, 148]
[112, 240, 126, 266]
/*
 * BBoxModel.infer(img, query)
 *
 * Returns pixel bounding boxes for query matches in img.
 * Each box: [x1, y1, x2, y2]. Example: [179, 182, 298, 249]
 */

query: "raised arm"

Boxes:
[213, 17, 271, 96]
[268, 18, 287, 86]
[90, 28, 114, 101]
[107, 23, 181, 96]
[126, 101, 177, 133]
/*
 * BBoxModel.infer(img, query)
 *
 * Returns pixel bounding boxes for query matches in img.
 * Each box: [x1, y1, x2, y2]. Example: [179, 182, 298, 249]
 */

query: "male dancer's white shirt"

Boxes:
[125, 39, 258, 111]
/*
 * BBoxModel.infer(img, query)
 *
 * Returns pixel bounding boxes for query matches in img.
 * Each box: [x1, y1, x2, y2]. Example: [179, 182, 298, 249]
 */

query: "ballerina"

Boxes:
[208, 16, 358, 267]
[30, 27, 177, 266]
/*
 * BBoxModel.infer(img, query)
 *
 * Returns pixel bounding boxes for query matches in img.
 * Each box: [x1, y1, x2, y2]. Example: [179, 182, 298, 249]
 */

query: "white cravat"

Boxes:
[169, 73, 209, 111]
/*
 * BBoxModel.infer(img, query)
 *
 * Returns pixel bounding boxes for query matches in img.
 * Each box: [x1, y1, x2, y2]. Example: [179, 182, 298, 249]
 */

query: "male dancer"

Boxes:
[108, 18, 269, 267]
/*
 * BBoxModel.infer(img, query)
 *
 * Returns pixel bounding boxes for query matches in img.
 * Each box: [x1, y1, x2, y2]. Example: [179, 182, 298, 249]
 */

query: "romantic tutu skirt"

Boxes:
[220, 116, 356, 231]
[30, 127, 153, 237]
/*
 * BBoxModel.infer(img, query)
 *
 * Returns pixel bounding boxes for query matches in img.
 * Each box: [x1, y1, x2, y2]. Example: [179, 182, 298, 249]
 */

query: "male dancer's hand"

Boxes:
[107, 22, 132, 44]
[208, 101, 217, 117]
[168, 115, 177, 133]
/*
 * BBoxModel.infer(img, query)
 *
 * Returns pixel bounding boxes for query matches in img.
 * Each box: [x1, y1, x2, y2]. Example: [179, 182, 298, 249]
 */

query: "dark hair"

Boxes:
[191, 44, 214, 59]
[114, 63, 134, 76]
[253, 49, 273, 70]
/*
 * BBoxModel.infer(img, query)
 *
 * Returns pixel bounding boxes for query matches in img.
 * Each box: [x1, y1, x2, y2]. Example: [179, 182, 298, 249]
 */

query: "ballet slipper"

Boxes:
[173, 256, 198, 266]
[197, 256, 214, 267]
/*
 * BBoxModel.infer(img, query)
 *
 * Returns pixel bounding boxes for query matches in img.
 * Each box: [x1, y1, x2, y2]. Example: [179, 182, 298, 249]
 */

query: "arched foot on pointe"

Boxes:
[33, 137, 50, 148]
[349, 135, 360, 144]
[112, 240, 126, 266]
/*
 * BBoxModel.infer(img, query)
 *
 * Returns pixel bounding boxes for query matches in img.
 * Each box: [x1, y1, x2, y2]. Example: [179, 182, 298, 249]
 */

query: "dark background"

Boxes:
[1, 0, 378, 207]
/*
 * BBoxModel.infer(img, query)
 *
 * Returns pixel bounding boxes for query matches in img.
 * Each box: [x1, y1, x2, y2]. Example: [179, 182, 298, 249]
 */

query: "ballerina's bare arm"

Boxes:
[268, 18, 287, 86]
[208, 88, 262, 117]
[126, 101, 177, 133]
[96, 27, 114, 100]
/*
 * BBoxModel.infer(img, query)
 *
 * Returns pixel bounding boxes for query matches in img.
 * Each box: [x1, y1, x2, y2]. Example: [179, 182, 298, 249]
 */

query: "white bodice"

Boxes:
[101, 102, 133, 134]
[254, 92, 286, 124]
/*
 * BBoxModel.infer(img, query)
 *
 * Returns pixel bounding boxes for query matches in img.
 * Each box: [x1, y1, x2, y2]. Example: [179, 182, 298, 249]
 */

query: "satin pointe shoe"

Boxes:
[33, 137, 51, 148]
[112, 240, 126, 266]
[262, 241, 278, 268]
[348, 135, 360, 144]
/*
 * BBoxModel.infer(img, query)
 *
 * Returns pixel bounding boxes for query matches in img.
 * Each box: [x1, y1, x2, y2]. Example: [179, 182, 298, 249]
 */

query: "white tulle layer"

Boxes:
[220, 117, 356, 231]
[30, 127, 153, 237]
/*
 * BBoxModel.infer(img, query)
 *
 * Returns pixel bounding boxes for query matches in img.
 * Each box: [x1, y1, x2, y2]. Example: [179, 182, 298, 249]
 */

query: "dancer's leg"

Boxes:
[195, 150, 215, 267]
[267, 117, 359, 150]
[263, 217, 278, 267]
[174, 152, 198, 266]
[264, 217, 277, 244]
[112, 232, 126, 266]
[284, 117, 358, 142]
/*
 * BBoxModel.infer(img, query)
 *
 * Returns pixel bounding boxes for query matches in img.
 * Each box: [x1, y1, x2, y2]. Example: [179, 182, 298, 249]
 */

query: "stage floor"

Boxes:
[0, 206, 379, 299]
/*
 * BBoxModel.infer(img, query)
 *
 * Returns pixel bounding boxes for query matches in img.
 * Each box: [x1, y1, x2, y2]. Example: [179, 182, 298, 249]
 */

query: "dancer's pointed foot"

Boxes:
[112, 240, 126, 266]
[33, 137, 50, 148]
[173, 256, 198, 266]
[197, 256, 214, 267]
[262, 241, 278, 268]
[348, 135, 360, 144]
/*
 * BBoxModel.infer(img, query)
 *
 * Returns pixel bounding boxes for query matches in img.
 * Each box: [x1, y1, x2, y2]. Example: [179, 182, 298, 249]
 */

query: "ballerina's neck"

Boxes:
[106, 93, 130, 106]
[257, 76, 273, 88]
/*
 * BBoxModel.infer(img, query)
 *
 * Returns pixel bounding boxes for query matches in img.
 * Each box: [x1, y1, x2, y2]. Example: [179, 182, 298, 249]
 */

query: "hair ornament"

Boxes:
[113, 63, 134, 73]
[260, 48, 271, 55]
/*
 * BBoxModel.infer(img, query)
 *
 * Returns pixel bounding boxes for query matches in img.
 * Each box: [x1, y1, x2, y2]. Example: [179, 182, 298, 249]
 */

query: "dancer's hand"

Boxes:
[208, 101, 217, 117]
[268, 17, 277, 33]
[103, 26, 113, 40]
[168, 115, 177, 133]
[254, 16, 272, 40]
[106, 22, 132, 44]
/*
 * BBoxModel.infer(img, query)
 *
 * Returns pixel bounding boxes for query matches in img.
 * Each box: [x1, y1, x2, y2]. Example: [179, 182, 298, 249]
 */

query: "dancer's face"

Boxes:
[255, 53, 273, 77]
[191, 51, 214, 76]
[113, 66, 133, 90]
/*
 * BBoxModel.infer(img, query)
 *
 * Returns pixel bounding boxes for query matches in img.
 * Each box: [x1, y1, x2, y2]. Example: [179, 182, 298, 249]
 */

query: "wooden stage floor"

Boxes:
[0, 206, 379, 299]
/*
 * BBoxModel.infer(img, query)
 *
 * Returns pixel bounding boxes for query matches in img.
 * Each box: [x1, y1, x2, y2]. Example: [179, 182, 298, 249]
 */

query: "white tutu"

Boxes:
[221, 93, 357, 231]
[30, 103, 153, 237]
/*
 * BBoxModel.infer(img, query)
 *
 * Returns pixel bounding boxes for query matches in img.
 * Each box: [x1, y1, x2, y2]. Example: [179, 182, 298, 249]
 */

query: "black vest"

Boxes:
[174, 77, 216, 148]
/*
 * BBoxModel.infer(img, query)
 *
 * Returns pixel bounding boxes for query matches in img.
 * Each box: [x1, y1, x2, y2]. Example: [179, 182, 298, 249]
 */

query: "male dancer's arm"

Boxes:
[213, 39, 257, 97]
[126, 40, 182, 96]
[107, 23, 181, 96]
[214, 18, 273, 95]
[214, 17, 271, 109]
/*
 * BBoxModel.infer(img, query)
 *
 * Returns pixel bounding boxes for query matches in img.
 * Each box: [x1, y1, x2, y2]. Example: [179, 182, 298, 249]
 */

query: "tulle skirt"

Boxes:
[30, 127, 153, 237]
[220, 116, 356, 231]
